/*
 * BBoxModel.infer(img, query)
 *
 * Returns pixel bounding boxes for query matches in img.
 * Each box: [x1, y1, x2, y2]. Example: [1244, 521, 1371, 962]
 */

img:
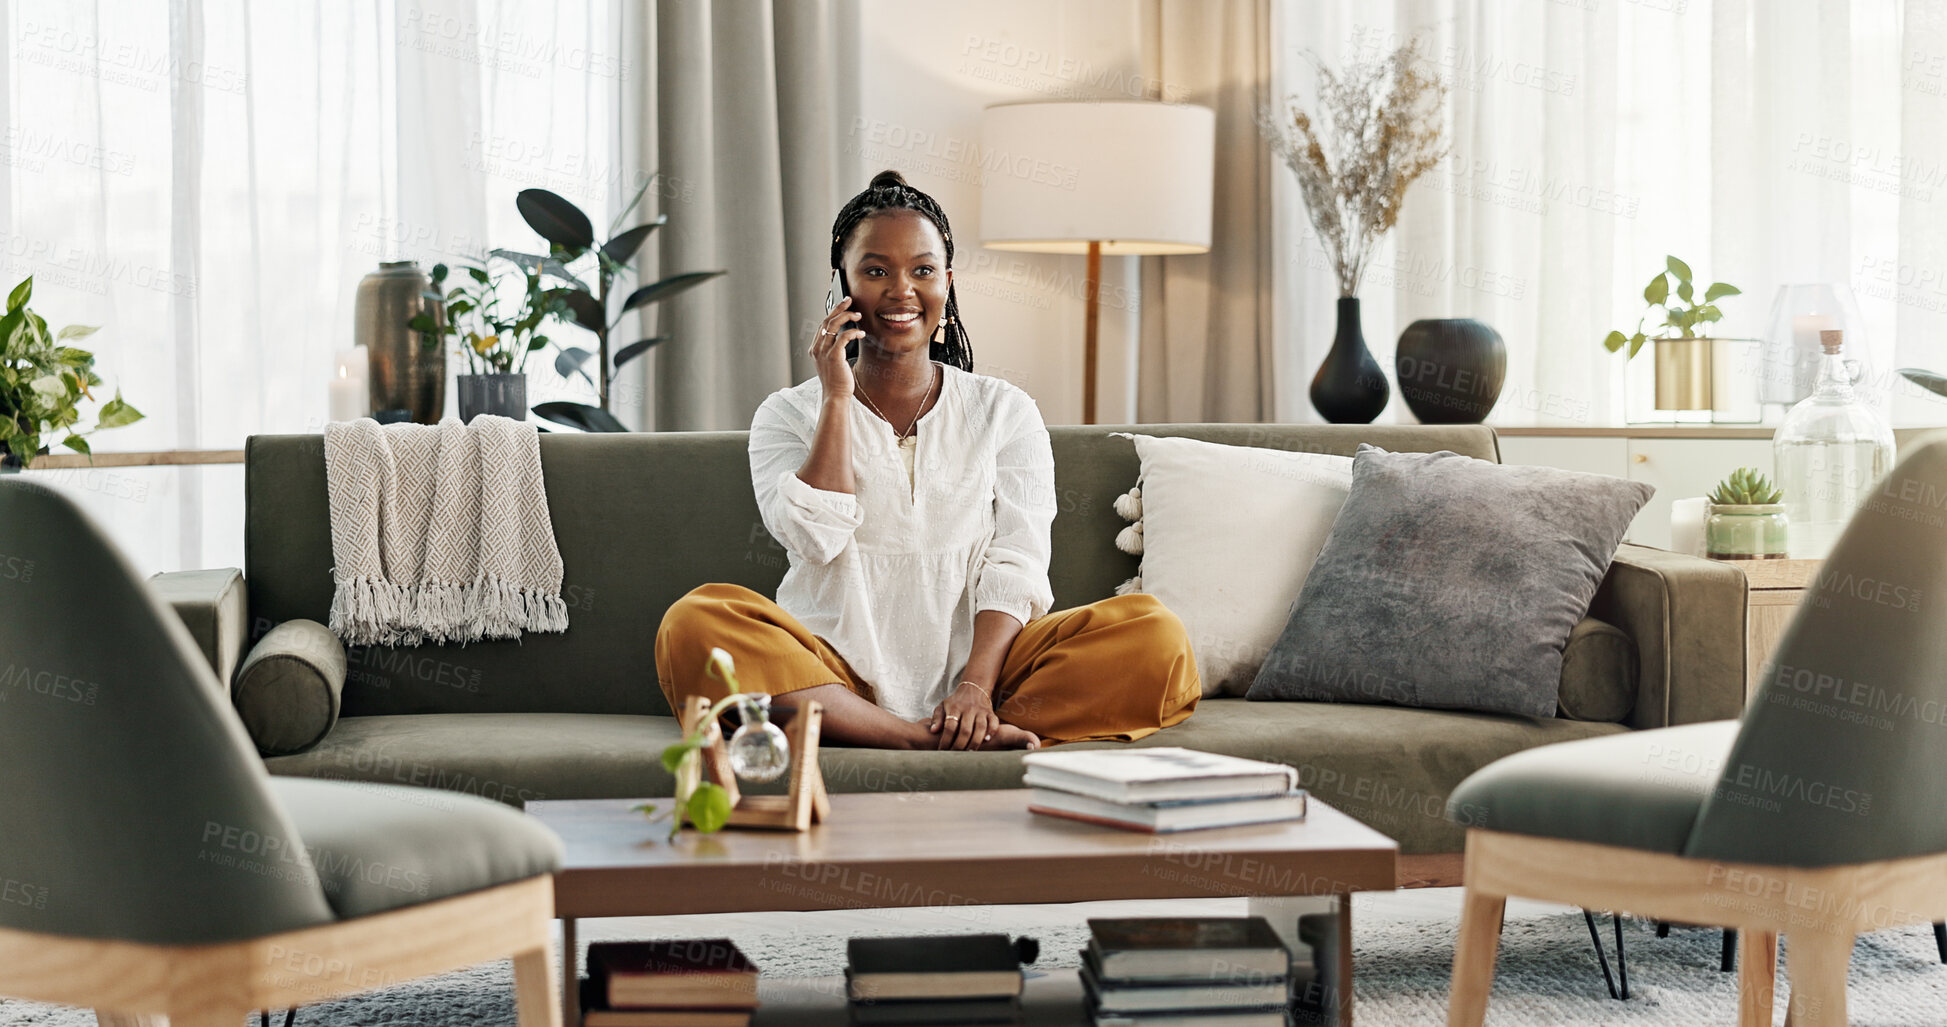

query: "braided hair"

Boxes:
[830, 170, 973, 371]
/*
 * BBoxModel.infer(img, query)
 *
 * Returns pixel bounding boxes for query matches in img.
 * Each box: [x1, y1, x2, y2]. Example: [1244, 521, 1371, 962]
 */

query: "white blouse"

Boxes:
[749, 363, 1057, 722]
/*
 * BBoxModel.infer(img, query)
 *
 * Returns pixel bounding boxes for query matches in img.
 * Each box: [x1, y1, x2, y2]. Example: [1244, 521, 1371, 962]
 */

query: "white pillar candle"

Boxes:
[328, 346, 370, 423]
[1670, 496, 1708, 557]
[1790, 314, 1833, 394]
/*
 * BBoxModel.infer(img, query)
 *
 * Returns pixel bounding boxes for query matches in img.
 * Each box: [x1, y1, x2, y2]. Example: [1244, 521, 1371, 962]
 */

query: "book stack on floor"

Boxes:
[1082, 917, 1293, 1027]
[845, 934, 1029, 1024]
[580, 939, 759, 1027]
[1023, 747, 1307, 833]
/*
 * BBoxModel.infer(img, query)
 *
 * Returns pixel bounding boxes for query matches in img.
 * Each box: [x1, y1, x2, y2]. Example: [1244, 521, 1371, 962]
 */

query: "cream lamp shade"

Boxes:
[978, 101, 1215, 423]
[978, 101, 1215, 255]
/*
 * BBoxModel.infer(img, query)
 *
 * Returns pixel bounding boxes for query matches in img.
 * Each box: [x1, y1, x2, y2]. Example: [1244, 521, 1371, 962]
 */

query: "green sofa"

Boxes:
[156, 423, 1747, 859]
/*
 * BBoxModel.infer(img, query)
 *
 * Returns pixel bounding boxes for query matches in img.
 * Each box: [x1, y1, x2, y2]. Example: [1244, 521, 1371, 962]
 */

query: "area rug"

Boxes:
[7, 905, 1945, 1025]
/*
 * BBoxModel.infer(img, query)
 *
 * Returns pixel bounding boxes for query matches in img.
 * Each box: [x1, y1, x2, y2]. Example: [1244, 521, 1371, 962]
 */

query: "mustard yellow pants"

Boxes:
[654, 583, 1201, 745]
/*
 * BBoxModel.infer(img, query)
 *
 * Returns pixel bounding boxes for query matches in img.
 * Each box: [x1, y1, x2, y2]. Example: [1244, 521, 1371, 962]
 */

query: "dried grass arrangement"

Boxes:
[1264, 43, 1449, 297]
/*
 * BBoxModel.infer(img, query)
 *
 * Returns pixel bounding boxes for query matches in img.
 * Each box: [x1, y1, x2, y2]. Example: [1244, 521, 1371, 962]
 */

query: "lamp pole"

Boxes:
[1084, 240, 1102, 425]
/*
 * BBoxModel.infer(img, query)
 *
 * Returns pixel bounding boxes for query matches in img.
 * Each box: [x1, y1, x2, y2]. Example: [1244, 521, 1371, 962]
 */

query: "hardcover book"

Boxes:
[1020, 748, 1299, 804]
[578, 980, 753, 1027]
[1085, 918, 1290, 982]
[586, 939, 759, 1010]
[1091, 1011, 1290, 1027]
[846, 935, 1025, 1001]
[1082, 955, 1287, 1012]
[1028, 788, 1307, 833]
[849, 994, 1024, 1024]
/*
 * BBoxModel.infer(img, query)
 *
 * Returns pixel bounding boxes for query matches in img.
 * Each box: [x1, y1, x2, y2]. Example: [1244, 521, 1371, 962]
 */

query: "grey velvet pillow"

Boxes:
[233, 619, 347, 755]
[1247, 446, 1652, 718]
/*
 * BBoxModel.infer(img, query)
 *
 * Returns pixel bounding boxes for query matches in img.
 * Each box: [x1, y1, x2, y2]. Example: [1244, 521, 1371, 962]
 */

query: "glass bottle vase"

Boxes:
[1773, 333, 1895, 559]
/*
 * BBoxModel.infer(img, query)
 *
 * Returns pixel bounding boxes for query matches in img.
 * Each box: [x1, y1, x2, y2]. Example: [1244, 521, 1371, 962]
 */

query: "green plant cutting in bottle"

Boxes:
[1603, 256, 1742, 358]
[1709, 467, 1783, 506]
[636, 648, 786, 840]
[0, 276, 142, 466]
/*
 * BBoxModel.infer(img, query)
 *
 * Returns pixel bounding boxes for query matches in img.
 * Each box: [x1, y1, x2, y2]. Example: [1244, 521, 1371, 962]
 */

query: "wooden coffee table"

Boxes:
[528, 789, 1397, 1024]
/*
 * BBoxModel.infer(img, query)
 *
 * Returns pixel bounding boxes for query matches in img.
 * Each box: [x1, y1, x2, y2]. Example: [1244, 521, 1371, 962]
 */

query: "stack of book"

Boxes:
[1022, 747, 1307, 833]
[1081, 918, 1293, 1027]
[845, 934, 1026, 1024]
[580, 939, 760, 1027]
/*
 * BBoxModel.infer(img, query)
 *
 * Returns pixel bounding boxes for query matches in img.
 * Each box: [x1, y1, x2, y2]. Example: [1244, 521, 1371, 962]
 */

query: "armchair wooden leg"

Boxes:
[1784, 930, 1853, 1027]
[1735, 929, 1776, 1027]
[1446, 888, 1506, 1027]
[514, 944, 564, 1027]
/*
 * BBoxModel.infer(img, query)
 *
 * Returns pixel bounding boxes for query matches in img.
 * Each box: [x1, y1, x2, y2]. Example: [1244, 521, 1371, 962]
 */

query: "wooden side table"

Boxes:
[1732, 558, 1822, 699]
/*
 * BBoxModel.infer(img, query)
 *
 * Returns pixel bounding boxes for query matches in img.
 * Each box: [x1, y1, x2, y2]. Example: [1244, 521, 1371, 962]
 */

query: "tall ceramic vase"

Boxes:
[355, 260, 446, 424]
[1311, 297, 1389, 424]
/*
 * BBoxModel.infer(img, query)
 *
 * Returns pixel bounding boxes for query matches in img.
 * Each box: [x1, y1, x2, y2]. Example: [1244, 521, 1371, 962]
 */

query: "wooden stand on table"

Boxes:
[678, 695, 830, 831]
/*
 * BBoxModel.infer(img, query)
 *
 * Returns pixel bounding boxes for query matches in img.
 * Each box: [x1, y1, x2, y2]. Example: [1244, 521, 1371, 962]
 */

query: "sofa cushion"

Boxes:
[267, 776, 563, 920]
[263, 702, 1628, 855]
[264, 712, 691, 807]
[1248, 446, 1652, 718]
[234, 618, 347, 756]
[1098, 700, 1630, 854]
[1445, 721, 1739, 854]
[1111, 433, 1354, 697]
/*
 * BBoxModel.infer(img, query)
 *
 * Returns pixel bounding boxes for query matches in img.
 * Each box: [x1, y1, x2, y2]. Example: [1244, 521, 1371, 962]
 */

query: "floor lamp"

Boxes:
[978, 101, 1215, 424]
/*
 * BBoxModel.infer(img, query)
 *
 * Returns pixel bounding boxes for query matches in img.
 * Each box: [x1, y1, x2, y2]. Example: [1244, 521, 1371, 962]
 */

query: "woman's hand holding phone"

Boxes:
[813, 296, 864, 401]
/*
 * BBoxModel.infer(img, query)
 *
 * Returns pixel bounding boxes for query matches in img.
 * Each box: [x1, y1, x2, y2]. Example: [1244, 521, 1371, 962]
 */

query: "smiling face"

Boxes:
[840, 210, 952, 358]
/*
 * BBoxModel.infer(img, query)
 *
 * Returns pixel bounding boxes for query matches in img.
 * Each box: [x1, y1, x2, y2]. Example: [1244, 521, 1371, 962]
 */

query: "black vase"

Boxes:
[1310, 297, 1389, 424]
[1394, 318, 1507, 424]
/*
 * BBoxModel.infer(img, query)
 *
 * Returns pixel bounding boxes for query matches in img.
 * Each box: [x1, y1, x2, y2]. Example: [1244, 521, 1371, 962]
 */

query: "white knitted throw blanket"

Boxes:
[322, 415, 568, 647]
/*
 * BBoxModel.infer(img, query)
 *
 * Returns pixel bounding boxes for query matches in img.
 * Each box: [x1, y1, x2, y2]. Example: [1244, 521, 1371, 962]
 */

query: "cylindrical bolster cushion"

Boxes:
[1556, 616, 1638, 723]
[233, 619, 347, 755]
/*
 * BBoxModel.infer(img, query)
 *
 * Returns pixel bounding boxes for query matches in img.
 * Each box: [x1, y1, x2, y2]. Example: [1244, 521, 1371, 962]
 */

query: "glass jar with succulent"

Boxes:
[1604, 256, 1743, 414]
[408, 258, 568, 422]
[1704, 467, 1788, 560]
[636, 648, 790, 840]
[0, 276, 142, 471]
[1262, 42, 1448, 424]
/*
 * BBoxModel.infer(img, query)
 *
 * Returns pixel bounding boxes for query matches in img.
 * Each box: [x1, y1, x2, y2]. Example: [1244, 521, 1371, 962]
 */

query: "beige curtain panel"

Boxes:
[624, 0, 851, 431]
[1137, 0, 1276, 424]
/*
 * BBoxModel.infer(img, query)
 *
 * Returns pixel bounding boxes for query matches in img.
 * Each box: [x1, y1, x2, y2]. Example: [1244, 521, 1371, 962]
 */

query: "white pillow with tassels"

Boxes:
[1111, 433, 1354, 697]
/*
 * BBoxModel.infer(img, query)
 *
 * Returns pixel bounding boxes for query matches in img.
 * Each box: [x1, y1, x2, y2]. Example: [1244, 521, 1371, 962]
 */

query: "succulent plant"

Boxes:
[1709, 467, 1782, 506]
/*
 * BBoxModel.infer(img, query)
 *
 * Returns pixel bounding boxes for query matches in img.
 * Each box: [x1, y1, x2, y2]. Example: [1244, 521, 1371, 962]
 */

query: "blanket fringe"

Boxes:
[330, 572, 568, 648]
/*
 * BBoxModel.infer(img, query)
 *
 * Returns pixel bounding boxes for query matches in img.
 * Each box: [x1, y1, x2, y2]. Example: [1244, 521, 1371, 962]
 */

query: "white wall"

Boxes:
[850, 0, 1152, 425]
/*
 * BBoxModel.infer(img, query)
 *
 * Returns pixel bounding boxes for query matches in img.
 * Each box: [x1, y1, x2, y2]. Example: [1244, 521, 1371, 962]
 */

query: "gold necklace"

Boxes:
[855, 363, 938, 444]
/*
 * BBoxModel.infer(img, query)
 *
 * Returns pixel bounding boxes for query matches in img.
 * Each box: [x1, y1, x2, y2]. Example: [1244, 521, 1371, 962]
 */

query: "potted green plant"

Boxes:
[0, 276, 142, 471]
[1604, 256, 1742, 411]
[409, 258, 568, 422]
[496, 182, 725, 432]
[1705, 467, 1788, 560]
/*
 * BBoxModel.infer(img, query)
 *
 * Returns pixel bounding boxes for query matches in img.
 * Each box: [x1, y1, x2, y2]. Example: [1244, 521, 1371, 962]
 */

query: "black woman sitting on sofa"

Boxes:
[656, 170, 1199, 751]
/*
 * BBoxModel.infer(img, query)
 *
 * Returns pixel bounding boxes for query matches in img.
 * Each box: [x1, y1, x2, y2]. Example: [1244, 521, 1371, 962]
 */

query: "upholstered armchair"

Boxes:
[1444, 438, 1947, 1027]
[0, 479, 565, 1026]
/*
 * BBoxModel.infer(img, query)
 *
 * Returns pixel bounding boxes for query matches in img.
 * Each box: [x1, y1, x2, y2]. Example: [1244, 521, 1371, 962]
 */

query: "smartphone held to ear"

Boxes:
[825, 269, 845, 314]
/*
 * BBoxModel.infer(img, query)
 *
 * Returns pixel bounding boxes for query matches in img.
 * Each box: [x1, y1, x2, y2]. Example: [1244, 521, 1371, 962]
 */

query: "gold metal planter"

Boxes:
[1653, 336, 1714, 411]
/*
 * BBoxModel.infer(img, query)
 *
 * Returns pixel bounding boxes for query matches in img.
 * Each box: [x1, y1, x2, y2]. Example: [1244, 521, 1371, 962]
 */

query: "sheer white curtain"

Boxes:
[1269, 0, 1947, 427]
[9, 0, 628, 575]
